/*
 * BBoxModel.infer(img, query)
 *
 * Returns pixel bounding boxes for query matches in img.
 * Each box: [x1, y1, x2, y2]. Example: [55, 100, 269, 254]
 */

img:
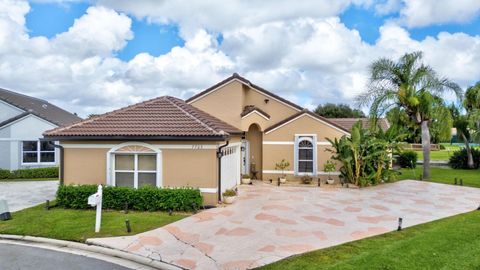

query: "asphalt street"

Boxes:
[0, 243, 132, 270]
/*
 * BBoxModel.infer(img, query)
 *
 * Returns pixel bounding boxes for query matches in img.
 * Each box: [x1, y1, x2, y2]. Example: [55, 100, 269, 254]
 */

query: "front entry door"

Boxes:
[241, 140, 250, 176]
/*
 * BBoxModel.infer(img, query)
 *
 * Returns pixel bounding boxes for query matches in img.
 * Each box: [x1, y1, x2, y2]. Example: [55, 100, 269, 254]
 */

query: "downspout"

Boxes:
[217, 140, 229, 202]
[44, 140, 64, 185]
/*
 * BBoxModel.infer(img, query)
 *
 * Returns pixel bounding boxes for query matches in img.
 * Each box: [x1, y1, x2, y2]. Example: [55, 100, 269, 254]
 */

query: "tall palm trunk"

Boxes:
[461, 133, 474, 169]
[421, 120, 430, 180]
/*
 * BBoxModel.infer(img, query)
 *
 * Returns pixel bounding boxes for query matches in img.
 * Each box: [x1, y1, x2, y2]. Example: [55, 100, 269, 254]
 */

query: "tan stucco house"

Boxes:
[44, 74, 352, 205]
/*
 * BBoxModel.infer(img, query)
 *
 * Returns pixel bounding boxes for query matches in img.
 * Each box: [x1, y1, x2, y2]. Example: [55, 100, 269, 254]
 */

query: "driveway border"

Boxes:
[0, 234, 182, 270]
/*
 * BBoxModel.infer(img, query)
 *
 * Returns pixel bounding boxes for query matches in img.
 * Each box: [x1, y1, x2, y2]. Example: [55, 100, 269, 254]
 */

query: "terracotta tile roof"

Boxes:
[241, 105, 270, 119]
[186, 73, 304, 111]
[0, 87, 82, 127]
[329, 118, 390, 131]
[264, 109, 351, 134]
[44, 96, 242, 139]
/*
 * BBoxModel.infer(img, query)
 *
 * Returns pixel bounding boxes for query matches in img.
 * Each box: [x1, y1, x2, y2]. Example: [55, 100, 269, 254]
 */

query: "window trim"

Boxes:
[113, 153, 157, 188]
[294, 134, 317, 176]
[21, 140, 57, 165]
[106, 142, 162, 188]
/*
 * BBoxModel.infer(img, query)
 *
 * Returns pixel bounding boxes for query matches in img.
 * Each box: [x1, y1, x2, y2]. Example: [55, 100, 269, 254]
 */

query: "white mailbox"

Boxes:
[88, 185, 103, 233]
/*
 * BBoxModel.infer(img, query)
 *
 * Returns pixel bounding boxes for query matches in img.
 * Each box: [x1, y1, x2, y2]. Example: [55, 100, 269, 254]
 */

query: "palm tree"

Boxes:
[357, 51, 462, 179]
[450, 104, 474, 168]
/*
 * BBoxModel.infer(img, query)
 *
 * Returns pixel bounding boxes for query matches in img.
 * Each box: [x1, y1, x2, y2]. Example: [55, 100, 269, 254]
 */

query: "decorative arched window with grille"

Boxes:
[294, 135, 317, 175]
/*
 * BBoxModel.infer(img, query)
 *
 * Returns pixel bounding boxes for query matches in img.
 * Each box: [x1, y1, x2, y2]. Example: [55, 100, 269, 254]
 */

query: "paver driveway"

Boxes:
[0, 181, 58, 212]
[88, 180, 480, 270]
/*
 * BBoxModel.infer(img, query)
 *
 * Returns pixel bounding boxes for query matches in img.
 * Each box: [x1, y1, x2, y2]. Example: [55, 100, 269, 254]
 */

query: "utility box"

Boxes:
[0, 200, 11, 221]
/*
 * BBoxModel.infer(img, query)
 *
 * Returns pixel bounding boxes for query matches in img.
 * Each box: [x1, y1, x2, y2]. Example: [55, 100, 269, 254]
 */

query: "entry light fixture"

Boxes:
[264, 99, 269, 104]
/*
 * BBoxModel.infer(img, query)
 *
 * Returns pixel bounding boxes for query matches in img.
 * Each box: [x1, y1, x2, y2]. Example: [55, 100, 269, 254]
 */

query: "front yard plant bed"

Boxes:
[258, 211, 480, 270]
[0, 203, 186, 242]
[57, 185, 203, 211]
[0, 167, 59, 180]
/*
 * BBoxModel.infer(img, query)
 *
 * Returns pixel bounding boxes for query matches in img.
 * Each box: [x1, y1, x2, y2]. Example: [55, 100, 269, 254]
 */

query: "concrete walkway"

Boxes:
[89, 180, 480, 270]
[0, 181, 58, 212]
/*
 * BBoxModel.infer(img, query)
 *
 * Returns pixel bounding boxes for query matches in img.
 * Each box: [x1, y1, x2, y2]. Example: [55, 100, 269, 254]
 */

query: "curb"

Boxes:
[0, 234, 182, 270]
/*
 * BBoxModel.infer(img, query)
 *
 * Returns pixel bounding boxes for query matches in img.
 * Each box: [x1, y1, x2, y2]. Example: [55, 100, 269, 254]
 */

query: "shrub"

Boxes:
[397, 151, 418, 168]
[0, 169, 11, 179]
[11, 167, 59, 179]
[0, 167, 58, 180]
[448, 148, 480, 169]
[56, 185, 203, 212]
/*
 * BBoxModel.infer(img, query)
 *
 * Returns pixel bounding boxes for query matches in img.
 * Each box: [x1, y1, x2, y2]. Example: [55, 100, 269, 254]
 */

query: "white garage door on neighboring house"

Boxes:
[220, 143, 241, 196]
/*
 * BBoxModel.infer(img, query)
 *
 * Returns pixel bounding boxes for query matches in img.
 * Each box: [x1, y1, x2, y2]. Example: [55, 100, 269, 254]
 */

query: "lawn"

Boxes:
[258, 211, 480, 270]
[416, 150, 454, 161]
[397, 166, 480, 188]
[0, 203, 187, 242]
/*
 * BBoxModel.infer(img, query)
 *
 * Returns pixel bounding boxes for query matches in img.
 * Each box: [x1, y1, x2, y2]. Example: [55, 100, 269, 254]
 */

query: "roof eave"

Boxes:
[42, 135, 230, 141]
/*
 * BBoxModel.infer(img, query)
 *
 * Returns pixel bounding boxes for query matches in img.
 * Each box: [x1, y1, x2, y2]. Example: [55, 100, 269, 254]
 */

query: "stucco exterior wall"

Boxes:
[243, 88, 300, 126]
[262, 113, 345, 182]
[0, 100, 23, 123]
[264, 114, 347, 141]
[189, 81, 244, 129]
[61, 140, 224, 206]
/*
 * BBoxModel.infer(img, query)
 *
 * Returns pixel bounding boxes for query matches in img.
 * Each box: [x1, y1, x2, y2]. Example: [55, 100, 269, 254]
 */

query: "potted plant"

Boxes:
[324, 160, 336, 184]
[222, 189, 237, 204]
[241, 174, 251, 184]
[301, 175, 313, 184]
[275, 159, 290, 183]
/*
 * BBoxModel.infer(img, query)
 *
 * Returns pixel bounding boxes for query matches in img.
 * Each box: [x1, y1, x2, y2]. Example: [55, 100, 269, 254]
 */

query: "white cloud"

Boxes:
[1, 0, 480, 118]
[398, 0, 480, 27]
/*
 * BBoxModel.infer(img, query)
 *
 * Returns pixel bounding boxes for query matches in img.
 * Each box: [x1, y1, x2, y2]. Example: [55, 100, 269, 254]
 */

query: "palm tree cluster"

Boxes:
[357, 51, 463, 180]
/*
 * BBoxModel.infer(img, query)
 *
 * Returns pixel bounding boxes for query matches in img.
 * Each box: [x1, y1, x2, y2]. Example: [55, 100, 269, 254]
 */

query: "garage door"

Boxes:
[220, 144, 241, 196]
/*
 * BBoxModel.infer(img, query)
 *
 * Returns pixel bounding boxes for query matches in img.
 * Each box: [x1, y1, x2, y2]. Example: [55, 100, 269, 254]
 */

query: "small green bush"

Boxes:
[0, 169, 11, 179]
[0, 167, 58, 180]
[222, 189, 236, 197]
[448, 148, 480, 169]
[56, 185, 203, 212]
[398, 151, 418, 168]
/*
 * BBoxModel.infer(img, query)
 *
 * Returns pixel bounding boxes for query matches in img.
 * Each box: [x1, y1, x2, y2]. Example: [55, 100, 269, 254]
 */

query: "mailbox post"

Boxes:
[88, 185, 103, 233]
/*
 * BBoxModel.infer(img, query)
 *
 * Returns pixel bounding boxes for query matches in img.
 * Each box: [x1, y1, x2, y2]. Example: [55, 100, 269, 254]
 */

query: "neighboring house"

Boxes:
[44, 74, 354, 205]
[0, 88, 82, 171]
[329, 118, 390, 131]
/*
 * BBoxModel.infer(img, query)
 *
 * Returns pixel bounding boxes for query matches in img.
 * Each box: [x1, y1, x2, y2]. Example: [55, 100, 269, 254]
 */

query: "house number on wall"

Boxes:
[192, 145, 203, 150]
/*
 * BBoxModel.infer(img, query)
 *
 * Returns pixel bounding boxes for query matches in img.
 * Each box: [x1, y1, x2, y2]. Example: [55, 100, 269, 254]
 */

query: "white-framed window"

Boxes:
[294, 135, 317, 175]
[22, 140, 56, 164]
[114, 153, 157, 188]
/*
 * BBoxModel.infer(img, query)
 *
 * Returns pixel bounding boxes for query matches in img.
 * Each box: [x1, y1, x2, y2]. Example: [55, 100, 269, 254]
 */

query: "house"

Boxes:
[44, 74, 352, 205]
[0, 88, 82, 171]
[328, 118, 390, 131]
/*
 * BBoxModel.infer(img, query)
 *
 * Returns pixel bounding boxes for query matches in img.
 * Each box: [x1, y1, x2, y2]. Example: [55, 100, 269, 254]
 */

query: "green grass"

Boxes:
[416, 150, 454, 161]
[397, 166, 480, 188]
[0, 203, 187, 242]
[258, 211, 480, 270]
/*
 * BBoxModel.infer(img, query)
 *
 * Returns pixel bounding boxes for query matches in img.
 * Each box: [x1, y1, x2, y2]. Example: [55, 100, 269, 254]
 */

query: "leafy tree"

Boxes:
[357, 51, 462, 180]
[315, 103, 365, 118]
[326, 122, 403, 187]
[465, 82, 480, 139]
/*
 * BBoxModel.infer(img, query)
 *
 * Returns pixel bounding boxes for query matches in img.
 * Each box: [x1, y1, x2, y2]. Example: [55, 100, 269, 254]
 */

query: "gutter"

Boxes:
[41, 139, 64, 185]
[216, 140, 229, 202]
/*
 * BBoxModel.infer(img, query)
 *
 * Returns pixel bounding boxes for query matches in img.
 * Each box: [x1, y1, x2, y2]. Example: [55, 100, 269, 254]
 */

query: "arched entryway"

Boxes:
[245, 123, 263, 180]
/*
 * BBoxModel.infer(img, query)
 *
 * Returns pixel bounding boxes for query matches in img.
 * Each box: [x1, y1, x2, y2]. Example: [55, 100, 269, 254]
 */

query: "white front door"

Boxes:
[241, 140, 250, 175]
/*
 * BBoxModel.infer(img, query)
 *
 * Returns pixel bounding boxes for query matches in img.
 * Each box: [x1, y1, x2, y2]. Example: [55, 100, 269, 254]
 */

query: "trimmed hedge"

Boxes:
[448, 148, 480, 169]
[397, 150, 418, 168]
[56, 185, 203, 212]
[0, 167, 59, 180]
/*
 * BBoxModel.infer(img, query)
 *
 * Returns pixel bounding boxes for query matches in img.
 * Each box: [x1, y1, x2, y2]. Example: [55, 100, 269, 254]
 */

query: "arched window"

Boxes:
[298, 139, 314, 173]
[107, 142, 162, 188]
[294, 135, 317, 175]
